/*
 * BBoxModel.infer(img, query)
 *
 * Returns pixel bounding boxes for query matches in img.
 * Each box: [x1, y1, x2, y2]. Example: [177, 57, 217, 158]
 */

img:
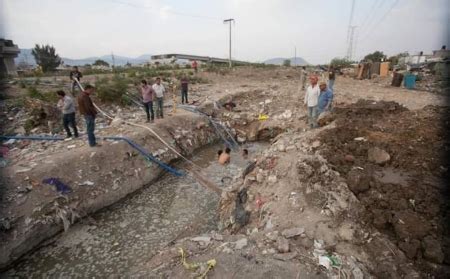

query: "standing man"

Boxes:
[300, 66, 308, 90]
[152, 77, 165, 118]
[304, 76, 320, 129]
[192, 60, 198, 73]
[328, 67, 336, 91]
[56, 90, 78, 138]
[77, 85, 99, 147]
[69, 66, 83, 95]
[140, 80, 155, 122]
[318, 81, 334, 115]
[180, 75, 189, 104]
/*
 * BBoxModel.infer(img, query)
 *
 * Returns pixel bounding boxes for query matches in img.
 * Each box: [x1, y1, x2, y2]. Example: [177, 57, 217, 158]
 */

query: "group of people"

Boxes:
[303, 74, 334, 129]
[139, 77, 166, 122]
[57, 83, 99, 147]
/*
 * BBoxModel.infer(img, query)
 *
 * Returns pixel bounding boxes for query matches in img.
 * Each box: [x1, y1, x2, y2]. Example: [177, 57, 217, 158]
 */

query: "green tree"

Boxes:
[283, 59, 291, 67]
[31, 44, 61, 72]
[388, 52, 408, 66]
[93, 59, 110, 67]
[364, 51, 387, 62]
[330, 57, 353, 68]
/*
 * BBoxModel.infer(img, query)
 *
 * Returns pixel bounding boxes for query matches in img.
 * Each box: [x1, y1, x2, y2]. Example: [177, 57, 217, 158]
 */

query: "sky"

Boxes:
[1, 0, 449, 64]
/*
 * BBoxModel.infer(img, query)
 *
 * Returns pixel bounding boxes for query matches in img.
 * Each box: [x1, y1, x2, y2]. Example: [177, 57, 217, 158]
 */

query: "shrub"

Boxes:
[95, 75, 130, 105]
[26, 86, 59, 103]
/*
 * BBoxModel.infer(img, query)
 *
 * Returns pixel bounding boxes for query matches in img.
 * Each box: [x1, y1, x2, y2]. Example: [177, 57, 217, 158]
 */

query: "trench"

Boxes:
[3, 142, 268, 277]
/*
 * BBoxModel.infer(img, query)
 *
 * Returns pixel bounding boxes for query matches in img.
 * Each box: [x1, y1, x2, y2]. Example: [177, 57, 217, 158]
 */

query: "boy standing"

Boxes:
[152, 77, 165, 118]
[56, 90, 78, 138]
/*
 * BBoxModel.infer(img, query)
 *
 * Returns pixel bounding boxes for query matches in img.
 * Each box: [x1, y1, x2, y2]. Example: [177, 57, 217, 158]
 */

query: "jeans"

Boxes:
[307, 106, 318, 128]
[181, 89, 188, 104]
[328, 79, 335, 91]
[84, 115, 96, 146]
[156, 97, 163, 118]
[71, 81, 81, 95]
[143, 101, 154, 121]
[63, 112, 78, 137]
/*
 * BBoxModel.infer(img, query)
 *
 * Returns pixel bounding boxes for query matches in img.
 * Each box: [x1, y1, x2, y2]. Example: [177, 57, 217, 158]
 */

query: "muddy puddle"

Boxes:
[3, 142, 268, 277]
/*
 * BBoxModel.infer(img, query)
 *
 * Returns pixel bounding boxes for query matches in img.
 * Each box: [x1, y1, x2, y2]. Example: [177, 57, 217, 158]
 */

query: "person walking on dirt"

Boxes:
[192, 60, 198, 73]
[300, 66, 308, 90]
[304, 76, 320, 128]
[140, 80, 155, 122]
[318, 81, 333, 115]
[328, 67, 336, 91]
[180, 75, 189, 104]
[152, 77, 166, 118]
[69, 66, 83, 95]
[56, 90, 78, 138]
[77, 85, 99, 147]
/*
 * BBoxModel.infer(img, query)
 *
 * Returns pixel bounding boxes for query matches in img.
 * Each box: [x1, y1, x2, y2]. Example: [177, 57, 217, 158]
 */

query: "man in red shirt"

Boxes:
[192, 60, 198, 73]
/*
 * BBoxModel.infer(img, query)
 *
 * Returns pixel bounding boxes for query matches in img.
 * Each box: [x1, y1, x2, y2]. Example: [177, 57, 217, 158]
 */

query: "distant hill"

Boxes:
[264, 57, 309, 66]
[15, 49, 152, 66]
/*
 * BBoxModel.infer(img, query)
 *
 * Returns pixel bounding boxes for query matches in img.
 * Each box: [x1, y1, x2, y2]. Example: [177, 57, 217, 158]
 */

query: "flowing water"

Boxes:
[3, 142, 267, 278]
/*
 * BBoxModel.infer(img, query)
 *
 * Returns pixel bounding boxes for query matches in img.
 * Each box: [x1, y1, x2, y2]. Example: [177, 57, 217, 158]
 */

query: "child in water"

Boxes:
[218, 147, 231, 165]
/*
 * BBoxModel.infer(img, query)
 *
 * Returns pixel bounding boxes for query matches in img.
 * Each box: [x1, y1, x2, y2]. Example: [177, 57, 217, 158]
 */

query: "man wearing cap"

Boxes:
[304, 76, 320, 128]
[318, 81, 333, 115]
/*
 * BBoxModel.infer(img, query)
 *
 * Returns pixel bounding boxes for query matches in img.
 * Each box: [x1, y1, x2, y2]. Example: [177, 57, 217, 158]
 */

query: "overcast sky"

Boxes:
[1, 0, 449, 64]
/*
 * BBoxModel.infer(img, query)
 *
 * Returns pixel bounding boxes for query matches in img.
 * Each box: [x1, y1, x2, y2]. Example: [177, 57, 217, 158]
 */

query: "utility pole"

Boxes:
[294, 46, 297, 67]
[346, 0, 356, 43]
[346, 26, 357, 60]
[346, 0, 356, 60]
[111, 52, 116, 70]
[223, 18, 234, 68]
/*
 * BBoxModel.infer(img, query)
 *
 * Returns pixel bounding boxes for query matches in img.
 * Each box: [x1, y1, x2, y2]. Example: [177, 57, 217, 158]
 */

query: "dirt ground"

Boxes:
[1, 66, 449, 277]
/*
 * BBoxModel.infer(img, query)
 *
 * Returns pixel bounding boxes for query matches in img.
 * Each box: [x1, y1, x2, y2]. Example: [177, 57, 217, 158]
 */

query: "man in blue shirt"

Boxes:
[318, 81, 333, 115]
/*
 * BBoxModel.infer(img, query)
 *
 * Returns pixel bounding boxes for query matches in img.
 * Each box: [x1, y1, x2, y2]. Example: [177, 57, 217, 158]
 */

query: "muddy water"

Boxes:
[4, 143, 267, 277]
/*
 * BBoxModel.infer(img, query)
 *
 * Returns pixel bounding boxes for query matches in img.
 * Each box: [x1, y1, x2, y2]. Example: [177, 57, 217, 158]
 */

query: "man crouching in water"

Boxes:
[218, 147, 231, 165]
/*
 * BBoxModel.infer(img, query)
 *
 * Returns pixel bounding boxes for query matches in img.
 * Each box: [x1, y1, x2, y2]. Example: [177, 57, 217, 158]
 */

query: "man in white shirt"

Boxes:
[152, 77, 166, 118]
[304, 75, 320, 128]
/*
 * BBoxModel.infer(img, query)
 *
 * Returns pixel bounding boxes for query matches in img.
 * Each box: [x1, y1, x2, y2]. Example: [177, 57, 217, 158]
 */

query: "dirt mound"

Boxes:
[318, 101, 450, 275]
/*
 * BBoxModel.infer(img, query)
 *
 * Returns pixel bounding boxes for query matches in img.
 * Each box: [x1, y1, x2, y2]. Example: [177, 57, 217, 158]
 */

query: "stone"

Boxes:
[281, 227, 305, 238]
[277, 144, 286, 152]
[191, 236, 212, 245]
[267, 175, 277, 184]
[344, 154, 355, 162]
[234, 238, 248, 250]
[256, 173, 265, 183]
[299, 237, 314, 249]
[265, 231, 279, 241]
[422, 236, 444, 263]
[346, 169, 370, 194]
[237, 135, 246, 143]
[393, 211, 431, 239]
[398, 239, 421, 259]
[273, 251, 297, 261]
[367, 147, 391, 165]
[276, 237, 290, 253]
[311, 140, 321, 148]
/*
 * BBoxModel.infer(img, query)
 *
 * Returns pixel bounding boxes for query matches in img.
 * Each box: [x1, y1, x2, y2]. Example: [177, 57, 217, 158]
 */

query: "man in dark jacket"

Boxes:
[77, 85, 99, 147]
[70, 66, 83, 95]
[180, 75, 189, 104]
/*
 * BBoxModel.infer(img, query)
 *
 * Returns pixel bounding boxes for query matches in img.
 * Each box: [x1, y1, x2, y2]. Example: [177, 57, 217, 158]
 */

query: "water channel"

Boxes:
[3, 142, 267, 277]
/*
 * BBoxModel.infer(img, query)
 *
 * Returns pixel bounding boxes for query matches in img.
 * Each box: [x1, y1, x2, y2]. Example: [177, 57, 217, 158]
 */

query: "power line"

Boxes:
[358, 0, 381, 32]
[359, 0, 399, 43]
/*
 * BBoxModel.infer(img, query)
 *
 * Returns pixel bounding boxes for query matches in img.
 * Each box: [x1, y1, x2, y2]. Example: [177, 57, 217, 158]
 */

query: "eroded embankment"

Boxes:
[0, 112, 220, 270]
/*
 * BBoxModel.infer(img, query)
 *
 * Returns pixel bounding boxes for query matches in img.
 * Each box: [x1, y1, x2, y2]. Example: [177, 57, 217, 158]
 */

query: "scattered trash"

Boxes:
[178, 247, 216, 279]
[67, 145, 76, 149]
[42, 178, 72, 194]
[78, 181, 94, 186]
[319, 255, 331, 269]
[15, 168, 32, 174]
[258, 114, 269, 121]
[353, 137, 366, 141]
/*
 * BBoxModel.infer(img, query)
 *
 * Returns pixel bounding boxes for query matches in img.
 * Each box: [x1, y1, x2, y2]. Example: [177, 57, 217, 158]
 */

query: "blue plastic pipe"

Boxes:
[0, 135, 184, 177]
[102, 136, 185, 176]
